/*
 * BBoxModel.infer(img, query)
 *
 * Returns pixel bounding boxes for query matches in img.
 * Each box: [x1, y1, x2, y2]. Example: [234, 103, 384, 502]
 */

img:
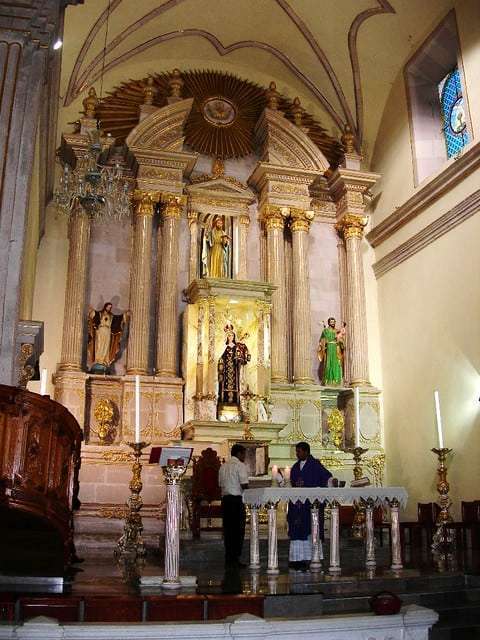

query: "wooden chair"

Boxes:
[400, 502, 440, 547]
[191, 447, 222, 539]
[461, 500, 480, 548]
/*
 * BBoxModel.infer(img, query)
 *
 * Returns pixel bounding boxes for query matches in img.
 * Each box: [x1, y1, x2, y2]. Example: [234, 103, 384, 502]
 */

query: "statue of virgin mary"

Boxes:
[201, 216, 231, 279]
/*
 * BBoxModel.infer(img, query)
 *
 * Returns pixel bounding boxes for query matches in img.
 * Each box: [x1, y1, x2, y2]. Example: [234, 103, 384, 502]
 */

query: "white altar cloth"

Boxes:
[243, 486, 408, 508]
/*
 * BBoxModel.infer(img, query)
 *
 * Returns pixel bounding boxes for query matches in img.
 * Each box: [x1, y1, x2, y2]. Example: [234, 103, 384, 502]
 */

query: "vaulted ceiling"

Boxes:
[60, 0, 453, 163]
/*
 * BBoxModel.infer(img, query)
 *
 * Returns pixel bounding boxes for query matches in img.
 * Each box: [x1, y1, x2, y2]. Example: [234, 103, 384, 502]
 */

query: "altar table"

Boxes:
[242, 487, 408, 574]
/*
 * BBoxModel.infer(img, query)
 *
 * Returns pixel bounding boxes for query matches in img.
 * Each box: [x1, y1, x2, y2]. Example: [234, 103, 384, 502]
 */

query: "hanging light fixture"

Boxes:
[54, 131, 131, 220]
[54, 0, 131, 222]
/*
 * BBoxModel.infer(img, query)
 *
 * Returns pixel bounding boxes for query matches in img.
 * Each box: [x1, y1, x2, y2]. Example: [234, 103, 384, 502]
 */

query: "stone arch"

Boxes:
[254, 108, 330, 173]
[126, 98, 194, 152]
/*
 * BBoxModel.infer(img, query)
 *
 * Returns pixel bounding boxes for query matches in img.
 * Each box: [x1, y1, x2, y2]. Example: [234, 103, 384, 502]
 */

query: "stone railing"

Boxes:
[243, 486, 408, 574]
[0, 606, 437, 639]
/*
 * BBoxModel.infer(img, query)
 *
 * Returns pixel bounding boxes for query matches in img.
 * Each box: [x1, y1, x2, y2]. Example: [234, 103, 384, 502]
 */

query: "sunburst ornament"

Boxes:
[93, 69, 343, 165]
[182, 70, 265, 158]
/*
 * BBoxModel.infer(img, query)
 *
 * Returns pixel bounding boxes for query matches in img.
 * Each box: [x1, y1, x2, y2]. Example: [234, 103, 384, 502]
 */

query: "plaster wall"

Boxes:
[370, 0, 480, 518]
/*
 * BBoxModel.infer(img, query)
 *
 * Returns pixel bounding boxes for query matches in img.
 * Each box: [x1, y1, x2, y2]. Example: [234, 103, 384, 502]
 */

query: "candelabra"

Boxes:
[114, 442, 150, 560]
[431, 447, 455, 555]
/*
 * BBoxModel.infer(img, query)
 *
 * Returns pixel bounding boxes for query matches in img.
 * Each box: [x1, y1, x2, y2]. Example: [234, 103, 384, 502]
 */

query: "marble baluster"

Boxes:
[310, 500, 322, 571]
[156, 194, 184, 377]
[267, 502, 279, 575]
[126, 191, 157, 375]
[263, 206, 288, 383]
[365, 498, 376, 568]
[249, 506, 261, 570]
[238, 214, 250, 279]
[389, 498, 403, 570]
[329, 500, 341, 574]
[290, 208, 314, 384]
[59, 207, 91, 371]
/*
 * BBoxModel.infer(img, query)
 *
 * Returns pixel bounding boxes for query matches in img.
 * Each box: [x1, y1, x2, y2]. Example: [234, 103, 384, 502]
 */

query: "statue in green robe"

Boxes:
[318, 317, 345, 385]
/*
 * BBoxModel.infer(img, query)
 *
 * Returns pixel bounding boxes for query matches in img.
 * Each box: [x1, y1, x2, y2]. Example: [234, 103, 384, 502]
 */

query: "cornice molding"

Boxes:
[367, 141, 480, 248]
[373, 188, 480, 279]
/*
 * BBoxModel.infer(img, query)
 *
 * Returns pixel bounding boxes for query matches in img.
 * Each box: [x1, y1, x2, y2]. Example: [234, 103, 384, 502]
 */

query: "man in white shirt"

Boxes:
[218, 444, 249, 567]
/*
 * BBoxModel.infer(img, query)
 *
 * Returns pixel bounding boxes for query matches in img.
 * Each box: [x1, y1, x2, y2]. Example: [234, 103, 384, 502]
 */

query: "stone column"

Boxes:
[156, 194, 184, 377]
[337, 215, 369, 386]
[337, 236, 350, 384]
[238, 214, 250, 280]
[59, 209, 91, 371]
[162, 466, 186, 589]
[187, 210, 198, 282]
[0, 1, 80, 384]
[126, 191, 157, 375]
[263, 206, 288, 383]
[290, 208, 314, 384]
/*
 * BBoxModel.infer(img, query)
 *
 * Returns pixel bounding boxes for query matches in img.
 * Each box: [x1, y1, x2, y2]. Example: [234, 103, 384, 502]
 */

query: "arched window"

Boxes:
[438, 68, 469, 158]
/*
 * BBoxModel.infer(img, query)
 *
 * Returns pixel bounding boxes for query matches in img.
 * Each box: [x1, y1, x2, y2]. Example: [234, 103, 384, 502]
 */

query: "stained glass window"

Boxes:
[438, 68, 469, 158]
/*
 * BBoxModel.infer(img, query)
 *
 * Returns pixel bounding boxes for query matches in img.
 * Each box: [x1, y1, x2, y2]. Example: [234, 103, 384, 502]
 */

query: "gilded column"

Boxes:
[238, 214, 250, 280]
[156, 194, 185, 377]
[188, 209, 198, 282]
[263, 206, 288, 383]
[59, 208, 91, 371]
[337, 215, 369, 386]
[290, 208, 314, 384]
[126, 191, 157, 375]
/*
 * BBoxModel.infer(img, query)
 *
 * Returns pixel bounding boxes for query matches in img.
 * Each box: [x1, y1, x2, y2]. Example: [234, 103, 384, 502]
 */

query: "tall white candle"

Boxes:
[271, 464, 278, 479]
[354, 386, 361, 447]
[135, 375, 141, 443]
[40, 369, 47, 396]
[434, 390, 444, 449]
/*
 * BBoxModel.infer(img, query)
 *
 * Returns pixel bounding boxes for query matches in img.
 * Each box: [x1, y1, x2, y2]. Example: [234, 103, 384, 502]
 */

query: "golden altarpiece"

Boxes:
[53, 71, 384, 535]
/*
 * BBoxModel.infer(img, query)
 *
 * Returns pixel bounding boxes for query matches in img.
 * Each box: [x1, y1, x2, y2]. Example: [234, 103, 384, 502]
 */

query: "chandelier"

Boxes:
[54, 0, 131, 222]
[54, 131, 131, 221]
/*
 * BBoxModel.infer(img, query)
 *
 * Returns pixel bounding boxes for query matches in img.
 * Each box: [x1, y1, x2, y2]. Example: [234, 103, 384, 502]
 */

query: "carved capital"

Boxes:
[335, 214, 368, 240]
[289, 207, 314, 233]
[239, 214, 251, 227]
[262, 205, 289, 231]
[161, 193, 186, 219]
[133, 190, 160, 216]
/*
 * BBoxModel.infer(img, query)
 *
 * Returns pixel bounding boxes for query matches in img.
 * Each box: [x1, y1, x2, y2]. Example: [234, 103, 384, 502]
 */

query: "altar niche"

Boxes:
[199, 214, 233, 279]
[182, 278, 275, 424]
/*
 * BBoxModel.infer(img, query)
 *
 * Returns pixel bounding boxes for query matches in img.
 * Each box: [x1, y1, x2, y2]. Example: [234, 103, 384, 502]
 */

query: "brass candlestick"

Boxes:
[114, 441, 150, 560]
[431, 447, 455, 554]
[350, 446, 369, 539]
